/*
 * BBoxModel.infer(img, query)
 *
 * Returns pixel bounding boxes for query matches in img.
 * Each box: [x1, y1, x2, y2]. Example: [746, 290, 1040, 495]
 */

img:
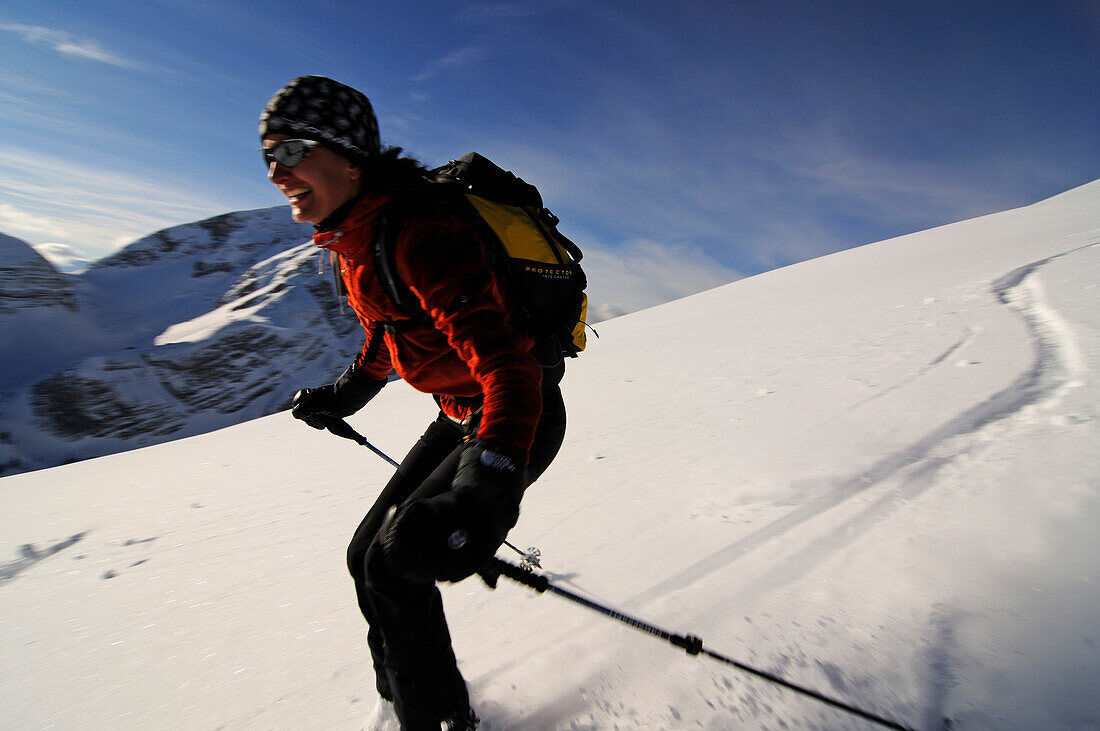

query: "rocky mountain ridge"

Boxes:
[0, 208, 362, 475]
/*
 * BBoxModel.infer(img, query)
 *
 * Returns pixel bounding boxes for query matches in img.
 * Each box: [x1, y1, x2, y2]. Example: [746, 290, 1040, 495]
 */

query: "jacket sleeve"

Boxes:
[396, 213, 543, 463]
[353, 318, 394, 381]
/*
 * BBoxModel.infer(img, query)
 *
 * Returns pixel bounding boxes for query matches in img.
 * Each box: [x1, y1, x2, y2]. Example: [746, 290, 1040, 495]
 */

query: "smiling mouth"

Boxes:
[285, 188, 311, 203]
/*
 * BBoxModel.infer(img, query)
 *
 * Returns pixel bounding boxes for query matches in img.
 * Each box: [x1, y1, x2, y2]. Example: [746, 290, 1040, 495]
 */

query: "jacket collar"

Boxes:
[312, 195, 390, 255]
[314, 193, 363, 233]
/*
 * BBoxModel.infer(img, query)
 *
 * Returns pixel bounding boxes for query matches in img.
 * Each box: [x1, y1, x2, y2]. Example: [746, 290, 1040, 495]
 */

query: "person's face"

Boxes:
[263, 133, 362, 224]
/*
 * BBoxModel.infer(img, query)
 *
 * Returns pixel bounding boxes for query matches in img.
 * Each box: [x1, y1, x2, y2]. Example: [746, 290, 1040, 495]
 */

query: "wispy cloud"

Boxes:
[466, 76, 1039, 277]
[0, 23, 136, 68]
[0, 148, 247, 260]
[0, 203, 70, 239]
[0, 83, 112, 141]
[749, 121, 1027, 231]
[411, 44, 491, 83]
[458, 2, 545, 24]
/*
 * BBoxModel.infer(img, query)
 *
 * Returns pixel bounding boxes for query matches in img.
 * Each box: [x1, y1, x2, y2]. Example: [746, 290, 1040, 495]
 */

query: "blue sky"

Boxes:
[1, 1, 1097, 277]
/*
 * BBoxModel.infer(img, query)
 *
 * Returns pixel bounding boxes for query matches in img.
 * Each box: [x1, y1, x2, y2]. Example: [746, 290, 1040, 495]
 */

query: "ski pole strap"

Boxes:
[482, 557, 915, 731]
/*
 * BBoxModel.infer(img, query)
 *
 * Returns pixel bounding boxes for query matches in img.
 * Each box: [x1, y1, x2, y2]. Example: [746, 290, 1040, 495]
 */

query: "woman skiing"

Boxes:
[259, 76, 566, 730]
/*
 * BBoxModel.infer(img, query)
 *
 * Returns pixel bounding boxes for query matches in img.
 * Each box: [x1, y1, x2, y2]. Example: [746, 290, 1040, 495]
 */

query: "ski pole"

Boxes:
[317, 416, 542, 568]
[480, 557, 917, 731]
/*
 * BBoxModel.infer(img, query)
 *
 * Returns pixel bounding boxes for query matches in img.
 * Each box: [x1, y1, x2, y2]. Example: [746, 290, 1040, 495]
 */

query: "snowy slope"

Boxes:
[1, 179, 1098, 730]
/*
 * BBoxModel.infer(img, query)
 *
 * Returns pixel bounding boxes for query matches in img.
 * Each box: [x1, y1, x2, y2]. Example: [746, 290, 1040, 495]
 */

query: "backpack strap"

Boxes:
[360, 201, 433, 364]
[373, 203, 426, 319]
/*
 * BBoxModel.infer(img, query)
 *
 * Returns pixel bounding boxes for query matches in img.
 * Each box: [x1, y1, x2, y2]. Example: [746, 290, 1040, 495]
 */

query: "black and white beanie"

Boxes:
[259, 76, 381, 163]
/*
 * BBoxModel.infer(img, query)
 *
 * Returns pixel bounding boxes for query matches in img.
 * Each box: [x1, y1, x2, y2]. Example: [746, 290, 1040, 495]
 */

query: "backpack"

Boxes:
[371, 152, 591, 365]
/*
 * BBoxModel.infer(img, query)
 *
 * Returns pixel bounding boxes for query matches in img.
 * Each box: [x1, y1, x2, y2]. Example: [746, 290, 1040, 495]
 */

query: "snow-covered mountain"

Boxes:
[0, 232, 79, 313]
[0, 208, 358, 475]
[2, 179, 1097, 729]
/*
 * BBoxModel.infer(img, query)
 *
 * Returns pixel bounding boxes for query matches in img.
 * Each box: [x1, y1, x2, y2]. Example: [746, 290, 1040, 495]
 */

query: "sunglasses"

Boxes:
[261, 139, 321, 168]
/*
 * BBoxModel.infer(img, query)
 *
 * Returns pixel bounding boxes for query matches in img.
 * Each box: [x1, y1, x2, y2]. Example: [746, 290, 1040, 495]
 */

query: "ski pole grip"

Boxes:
[487, 558, 549, 592]
[321, 416, 367, 445]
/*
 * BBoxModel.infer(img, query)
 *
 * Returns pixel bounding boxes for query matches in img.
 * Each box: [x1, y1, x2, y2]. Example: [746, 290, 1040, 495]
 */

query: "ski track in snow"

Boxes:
[625, 242, 1095, 610]
[827, 326, 978, 422]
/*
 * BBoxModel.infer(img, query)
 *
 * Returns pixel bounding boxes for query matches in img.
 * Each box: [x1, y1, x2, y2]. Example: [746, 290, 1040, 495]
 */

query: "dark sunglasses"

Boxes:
[261, 139, 321, 168]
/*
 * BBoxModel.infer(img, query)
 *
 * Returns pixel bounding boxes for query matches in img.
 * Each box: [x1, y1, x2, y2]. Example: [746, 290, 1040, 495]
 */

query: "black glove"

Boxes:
[382, 440, 528, 583]
[291, 362, 385, 430]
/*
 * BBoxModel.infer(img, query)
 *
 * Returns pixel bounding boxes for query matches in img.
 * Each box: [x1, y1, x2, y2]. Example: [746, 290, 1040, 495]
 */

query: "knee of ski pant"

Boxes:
[347, 544, 368, 581]
[347, 520, 379, 580]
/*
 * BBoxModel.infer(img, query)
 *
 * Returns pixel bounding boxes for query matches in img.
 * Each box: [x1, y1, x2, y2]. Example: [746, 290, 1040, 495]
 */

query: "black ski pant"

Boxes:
[346, 379, 566, 729]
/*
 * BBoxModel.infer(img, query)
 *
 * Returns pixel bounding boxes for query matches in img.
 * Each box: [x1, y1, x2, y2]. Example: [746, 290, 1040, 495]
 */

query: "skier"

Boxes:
[260, 76, 567, 730]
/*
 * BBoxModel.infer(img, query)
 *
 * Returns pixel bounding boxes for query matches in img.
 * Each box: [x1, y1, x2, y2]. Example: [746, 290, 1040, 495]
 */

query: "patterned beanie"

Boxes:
[259, 76, 381, 163]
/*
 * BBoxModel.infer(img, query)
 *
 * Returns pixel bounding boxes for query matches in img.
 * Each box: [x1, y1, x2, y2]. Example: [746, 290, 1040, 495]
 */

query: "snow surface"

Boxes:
[2, 180, 1099, 729]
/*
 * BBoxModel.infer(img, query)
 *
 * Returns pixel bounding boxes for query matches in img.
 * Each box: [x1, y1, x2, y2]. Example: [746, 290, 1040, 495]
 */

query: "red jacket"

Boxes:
[313, 195, 543, 462]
